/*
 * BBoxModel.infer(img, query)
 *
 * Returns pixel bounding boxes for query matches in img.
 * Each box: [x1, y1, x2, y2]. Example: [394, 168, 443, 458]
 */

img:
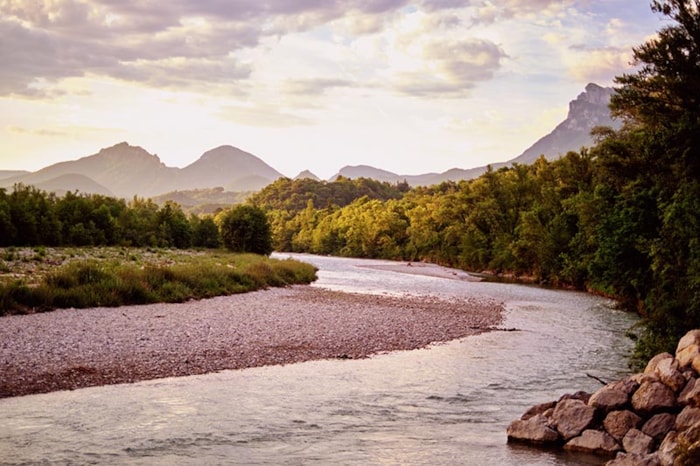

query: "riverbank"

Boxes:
[0, 285, 503, 398]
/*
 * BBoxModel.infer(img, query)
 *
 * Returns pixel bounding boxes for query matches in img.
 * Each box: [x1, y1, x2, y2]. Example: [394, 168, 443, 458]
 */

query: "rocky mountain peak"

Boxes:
[564, 83, 616, 132]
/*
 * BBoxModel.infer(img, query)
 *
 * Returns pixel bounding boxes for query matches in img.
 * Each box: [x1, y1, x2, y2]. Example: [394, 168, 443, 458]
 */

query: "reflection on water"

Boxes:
[0, 254, 637, 465]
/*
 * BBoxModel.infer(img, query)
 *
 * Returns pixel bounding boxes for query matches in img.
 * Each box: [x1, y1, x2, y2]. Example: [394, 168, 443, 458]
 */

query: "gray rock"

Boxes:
[657, 431, 678, 466]
[676, 330, 700, 355]
[520, 400, 556, 420]
[605, 452, 661, 466]
[604, 410, 643, 443]
[564, 429, 621, 456]
[590, 384, 630, 412]
[645, 353, 674, 375]
[679, 377, 700, 406]
[552, 398, 598, 440]
[632, 381, 677, 414]
[675, 405, 700, 431]
[642, 413, 677, 441]
[622, 428, 655, 455]
[655, 357, 686, 393]
[506, 414, 560, 445]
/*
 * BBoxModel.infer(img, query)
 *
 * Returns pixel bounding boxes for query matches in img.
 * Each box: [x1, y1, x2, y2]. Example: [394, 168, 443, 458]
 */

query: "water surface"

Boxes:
[0, 254, 637, 465]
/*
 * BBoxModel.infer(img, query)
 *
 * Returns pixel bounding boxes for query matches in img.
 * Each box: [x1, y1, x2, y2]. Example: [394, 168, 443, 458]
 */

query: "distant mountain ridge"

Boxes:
[0, 83, 617, 199]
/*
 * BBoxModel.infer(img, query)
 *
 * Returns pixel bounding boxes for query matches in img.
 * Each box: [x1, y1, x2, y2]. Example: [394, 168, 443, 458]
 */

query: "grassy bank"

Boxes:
[0, 247, 317, 315]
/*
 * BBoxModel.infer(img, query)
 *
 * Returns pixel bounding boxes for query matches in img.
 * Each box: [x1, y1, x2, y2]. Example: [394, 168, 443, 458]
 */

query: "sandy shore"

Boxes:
[0, 285, 503, 398]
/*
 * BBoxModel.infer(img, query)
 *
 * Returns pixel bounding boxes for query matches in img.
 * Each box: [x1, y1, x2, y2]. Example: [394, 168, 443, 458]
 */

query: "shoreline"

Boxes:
[0, 285, 503, 399]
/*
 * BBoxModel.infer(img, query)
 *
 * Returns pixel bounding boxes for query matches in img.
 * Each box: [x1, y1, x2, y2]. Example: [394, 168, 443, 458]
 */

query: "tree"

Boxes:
[217, 205, 273, 255]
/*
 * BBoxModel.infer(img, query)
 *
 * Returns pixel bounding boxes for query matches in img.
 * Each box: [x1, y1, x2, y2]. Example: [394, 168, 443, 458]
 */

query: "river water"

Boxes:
[0, 254, 638, 465]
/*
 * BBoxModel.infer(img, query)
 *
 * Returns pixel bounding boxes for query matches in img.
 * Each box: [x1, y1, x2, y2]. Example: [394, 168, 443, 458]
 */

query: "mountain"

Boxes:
[180, 145, 284, 192]
[294, 170, 320, 181]
[1, 142, 178, 198]
[329, 83, 618, 186]
[28, 174, 114, 197]
[0, 170, 29, 181]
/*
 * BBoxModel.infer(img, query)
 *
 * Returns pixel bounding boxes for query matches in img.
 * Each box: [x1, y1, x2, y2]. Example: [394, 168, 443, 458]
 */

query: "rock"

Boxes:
[552, 398, 598, 440]
[622, 428, 655, 455]
[676, 344, 700, 369]
[632, 381, 677, 414]
[607, 452, 662, 466]
[604, 410, 643, 443]
[520, 400, 556, 420]
[679, 378, 700, 407]
[676, 330, 700, 355]
[676, 421, 700, 464]
[506, 414, 560, 445]
[657, 431, 678, 466]
[605, 452, 661, 466]
[676, 406, 700, 431]
[590, 384, 630, 412]
[645, 353, 674, 374]
[559, 390, 591, 404]
[564, 429, 620, 456]
[613, 377, 641, 396]
[642, 413, 677, 441]
[655, 357, 686, 393]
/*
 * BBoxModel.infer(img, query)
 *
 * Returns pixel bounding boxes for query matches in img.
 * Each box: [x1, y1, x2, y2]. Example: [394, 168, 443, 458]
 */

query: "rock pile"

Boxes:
[507, 329, 700, 465]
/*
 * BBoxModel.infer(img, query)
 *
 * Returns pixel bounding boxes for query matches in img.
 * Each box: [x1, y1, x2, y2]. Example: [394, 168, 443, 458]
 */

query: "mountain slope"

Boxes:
[180, 145, 284, 192]
[1, 142, 179, 197]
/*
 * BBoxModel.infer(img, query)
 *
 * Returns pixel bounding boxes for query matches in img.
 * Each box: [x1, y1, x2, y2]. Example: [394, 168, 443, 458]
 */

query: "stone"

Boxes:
[655, 357, 687, 393]
[564, 429, 621, 456]
[632, 381, 677, 414]
[679, 377, 700, 406]
[552, 398, 597, 440]
[676, 406, 700, 431]
[676, 330, 700, 355]
[612, 377, 640, 396]
[642, 413, 677, 441]
[676, 344, 700, 369]
[645, 353, 673, 374]
[506, 414, 560, 445]
[692, 356, 700, 377]
[605, 452, 661, 466]
[657, 431, 678, 466]
[590, 384, 630, 412]
[520, 400, 556, 420]
[622, 428, 655, 455]
[604, 410, 643, 443]
[559, 390, 591, 404]
[676, 420, 700, 463]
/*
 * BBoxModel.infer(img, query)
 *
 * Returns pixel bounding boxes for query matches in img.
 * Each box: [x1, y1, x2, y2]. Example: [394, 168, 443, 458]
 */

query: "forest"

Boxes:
[0, 1, 697, 364]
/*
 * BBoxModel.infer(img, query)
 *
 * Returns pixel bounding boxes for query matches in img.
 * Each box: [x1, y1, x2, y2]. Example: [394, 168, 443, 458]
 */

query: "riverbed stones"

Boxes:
[590, 384, 630, 412]
[632, 381, 677, 414]
[622, 428, 654, 455]
[507, 329, 700, 464]
[604, 410, 643, 442]
[506, 414, 559, 444]
[552, 398, 597, 440]
[564, 429, 620, 456]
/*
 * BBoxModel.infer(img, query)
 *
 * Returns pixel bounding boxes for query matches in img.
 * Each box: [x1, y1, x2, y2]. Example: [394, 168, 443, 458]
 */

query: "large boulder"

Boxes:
[564, 429, 620, 456]
[506, 413, 560, 445]
[655, 357, 686, 393]
[604, 410, 643, 443]
[520, 400, 556, 420]
[605, 452, 661, 466]
[676, 406, 700, 431]
[679, 378, 700, 406]
[552, 398, 597, 440]
[642, 413, 677, 441]
[632, 381, 677, 414]
[590, 384, 630, 412]
[622, 428, 655, 455]
[676, 330, 700, 355]
[645, 353, 673, 374]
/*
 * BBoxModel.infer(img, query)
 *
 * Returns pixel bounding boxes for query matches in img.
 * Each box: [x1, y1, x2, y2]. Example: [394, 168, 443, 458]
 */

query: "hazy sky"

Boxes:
[1, 1, 661, 179]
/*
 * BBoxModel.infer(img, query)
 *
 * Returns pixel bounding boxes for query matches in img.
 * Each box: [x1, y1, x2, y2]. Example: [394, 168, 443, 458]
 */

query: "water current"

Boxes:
[1, 254, 638, 465]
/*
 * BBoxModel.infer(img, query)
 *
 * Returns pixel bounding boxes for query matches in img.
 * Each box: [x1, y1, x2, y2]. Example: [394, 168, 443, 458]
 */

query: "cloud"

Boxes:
[217, 104, 313, 128]
[567, 46, 634, 83]
[283, 78, 354, 96]
[391, 38, 505, 97]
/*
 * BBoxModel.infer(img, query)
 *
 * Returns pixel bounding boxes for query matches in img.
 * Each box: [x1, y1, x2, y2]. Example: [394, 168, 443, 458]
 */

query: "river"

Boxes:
[0, 254, 638, 465]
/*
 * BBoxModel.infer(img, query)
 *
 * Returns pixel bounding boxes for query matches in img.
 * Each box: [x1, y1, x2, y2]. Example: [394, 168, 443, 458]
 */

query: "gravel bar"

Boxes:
[0, 285, 503, 398]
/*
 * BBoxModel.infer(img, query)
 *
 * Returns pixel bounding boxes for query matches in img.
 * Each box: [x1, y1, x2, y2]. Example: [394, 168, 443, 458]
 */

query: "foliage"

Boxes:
[216, 205, 273, 255]
[0, 249, 317, 315]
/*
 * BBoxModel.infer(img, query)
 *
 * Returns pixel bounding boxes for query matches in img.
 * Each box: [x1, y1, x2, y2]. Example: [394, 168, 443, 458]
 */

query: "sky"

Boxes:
[1, 1, 663, 180]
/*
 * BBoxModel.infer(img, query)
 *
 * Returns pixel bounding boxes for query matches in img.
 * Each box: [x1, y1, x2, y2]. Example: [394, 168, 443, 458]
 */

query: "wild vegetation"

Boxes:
[248, 0, 699, 367]
[0, 247, 316, 315]
[0, 1, 696, 367]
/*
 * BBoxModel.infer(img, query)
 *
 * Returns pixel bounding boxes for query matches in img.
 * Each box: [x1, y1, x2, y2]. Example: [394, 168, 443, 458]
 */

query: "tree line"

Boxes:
[249, 0, 699, 365]
[0, 185, 272, 255]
